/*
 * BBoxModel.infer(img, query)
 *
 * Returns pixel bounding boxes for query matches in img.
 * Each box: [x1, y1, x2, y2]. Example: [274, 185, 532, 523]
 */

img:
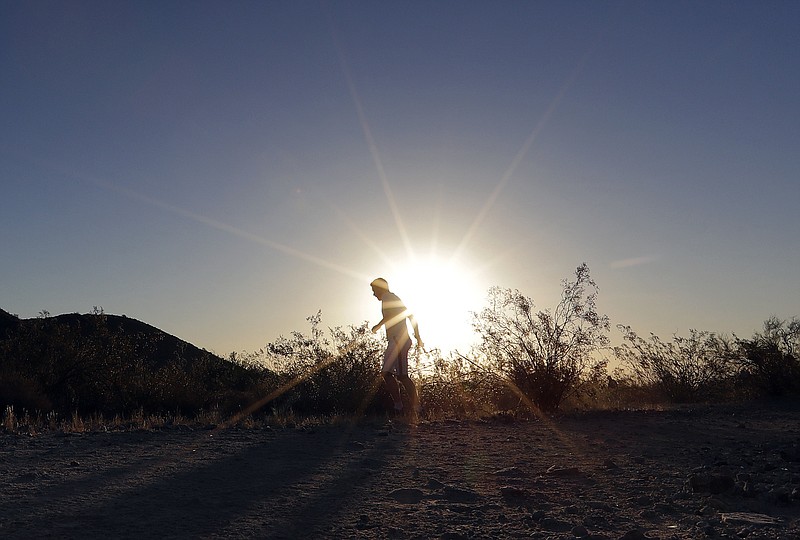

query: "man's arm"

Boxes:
[371, 316, 387, 334]
[408, 313, 423, 349]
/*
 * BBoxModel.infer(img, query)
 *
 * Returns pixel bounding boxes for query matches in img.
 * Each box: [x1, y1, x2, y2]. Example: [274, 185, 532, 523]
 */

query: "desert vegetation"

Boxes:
[2, 264, 798, 432]
[470, 263, 611, 413]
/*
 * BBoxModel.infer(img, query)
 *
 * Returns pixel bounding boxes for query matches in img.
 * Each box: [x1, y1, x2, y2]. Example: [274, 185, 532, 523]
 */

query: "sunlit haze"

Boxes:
[382, 252, 486, 353]
[2, 2, 798, 356]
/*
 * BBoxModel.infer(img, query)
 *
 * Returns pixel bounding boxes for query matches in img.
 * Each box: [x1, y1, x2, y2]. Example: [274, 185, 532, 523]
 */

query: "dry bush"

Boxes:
[561, 366, 670, 411]
[253, 313, 388, 417]
[417, 352, 502, 419]
[614, 326, 736, 403]
[733, 317, 800, 397]
[472, 264, 611, 413]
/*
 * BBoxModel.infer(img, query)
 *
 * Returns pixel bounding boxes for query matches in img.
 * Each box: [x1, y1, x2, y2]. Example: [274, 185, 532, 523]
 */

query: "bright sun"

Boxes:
[388, 254, 485, 354]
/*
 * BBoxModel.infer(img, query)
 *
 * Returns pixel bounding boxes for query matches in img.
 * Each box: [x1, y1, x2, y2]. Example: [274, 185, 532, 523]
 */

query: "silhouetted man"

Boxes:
[370, 277, 423, 416]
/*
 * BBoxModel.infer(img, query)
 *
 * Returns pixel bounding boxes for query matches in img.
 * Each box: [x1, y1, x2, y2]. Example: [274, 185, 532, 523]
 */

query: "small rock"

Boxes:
[546, 465, 582, 477]
[356, 514, 372, 530]
[541, 517, 571, 532]
[619, 530, 648, 540]
[701, 521, 717, 536]
[639, 509, 658, 521]
[779, 445, 800, 462]
[530, 509, 545, 521]
[653, 502, 677, 515]
[720, 512, 781, 526]
[493, 466, 523, 477]
[736, 472, 751, 483]
[389, 488, 425, 504]
[387, 526, 405, 538]
[448, 504, 472, 514]
[689, 472, 735, 494]
[499, 485, 528, 499]
[767, 486, 792, 504]
[14, 472, 37, 483]
[572, 524, 589, 537]
[705, 497, 729, 512]
[442, 485, 481, 502]
[739, 479, 753, 495]
[440, 532, 468, 540]
[427, 478, 446, 490]
[695, 506, 708, 516]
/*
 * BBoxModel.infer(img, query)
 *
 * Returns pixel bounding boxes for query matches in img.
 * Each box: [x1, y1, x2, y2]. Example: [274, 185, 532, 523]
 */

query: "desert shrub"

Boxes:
[733, 317, 800, 397]
[0, 314, 111, 413]
[417, 351, 503, 418]
[559, 360, 619, 411]
[472, 263, 611, 413]
[562, 365, 669, 410]
[256, 312, 387, 416]
[614, 326, 736, 403]
[0, 372, 52, 412]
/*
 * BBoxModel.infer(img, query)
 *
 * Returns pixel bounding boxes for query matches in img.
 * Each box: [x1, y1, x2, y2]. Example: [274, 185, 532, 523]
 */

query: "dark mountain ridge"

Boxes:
[0, 308, 20, 333]
[0, 308, 260, 416]
[0, 308, 220, 368]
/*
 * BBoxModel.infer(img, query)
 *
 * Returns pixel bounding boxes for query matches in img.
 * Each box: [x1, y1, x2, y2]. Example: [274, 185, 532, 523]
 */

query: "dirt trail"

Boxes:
[2, 403, 799, 539]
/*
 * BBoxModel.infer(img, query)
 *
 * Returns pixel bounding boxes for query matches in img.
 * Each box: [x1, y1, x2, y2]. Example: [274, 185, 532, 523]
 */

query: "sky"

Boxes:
[2, 1, 799, 357]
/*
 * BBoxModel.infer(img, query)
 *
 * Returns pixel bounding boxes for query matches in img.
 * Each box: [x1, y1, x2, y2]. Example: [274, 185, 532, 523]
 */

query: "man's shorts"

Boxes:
[381, 337, 412, 377]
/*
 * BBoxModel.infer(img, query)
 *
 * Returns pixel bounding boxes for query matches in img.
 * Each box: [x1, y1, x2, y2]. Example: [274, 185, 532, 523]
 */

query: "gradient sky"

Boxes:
[2, 1, 799, 356]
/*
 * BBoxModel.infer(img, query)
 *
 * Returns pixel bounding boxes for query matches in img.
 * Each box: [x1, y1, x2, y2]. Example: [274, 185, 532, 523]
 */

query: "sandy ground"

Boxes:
[2, 402, 799, 539]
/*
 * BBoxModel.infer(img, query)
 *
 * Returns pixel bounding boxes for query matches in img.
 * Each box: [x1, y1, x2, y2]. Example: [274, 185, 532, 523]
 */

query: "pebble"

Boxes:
[499, 485, 528, 499]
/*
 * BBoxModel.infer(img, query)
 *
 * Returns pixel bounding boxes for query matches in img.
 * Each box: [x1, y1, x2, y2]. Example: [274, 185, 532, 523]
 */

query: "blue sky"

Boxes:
[2, 1, 798, 355]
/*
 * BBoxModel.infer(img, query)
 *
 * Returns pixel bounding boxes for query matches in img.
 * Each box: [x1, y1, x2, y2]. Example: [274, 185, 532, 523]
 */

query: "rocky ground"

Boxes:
[1, 401, 799, 539]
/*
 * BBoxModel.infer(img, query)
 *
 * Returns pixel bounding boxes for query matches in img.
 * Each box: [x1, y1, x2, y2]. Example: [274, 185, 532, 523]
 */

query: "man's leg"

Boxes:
[396, 339, 420, 414]
[383, 372, 403, 410]
[398, 374, 419, 413]
[382, 340, 404, 411]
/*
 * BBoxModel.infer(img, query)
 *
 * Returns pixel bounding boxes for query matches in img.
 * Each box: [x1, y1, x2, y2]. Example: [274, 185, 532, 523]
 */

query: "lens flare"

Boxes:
[389, 253, 484, 354]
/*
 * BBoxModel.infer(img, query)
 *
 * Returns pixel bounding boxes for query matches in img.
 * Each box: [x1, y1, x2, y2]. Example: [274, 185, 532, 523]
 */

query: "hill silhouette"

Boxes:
[0, 309, 263, 416]
[0, 308, 20, 333]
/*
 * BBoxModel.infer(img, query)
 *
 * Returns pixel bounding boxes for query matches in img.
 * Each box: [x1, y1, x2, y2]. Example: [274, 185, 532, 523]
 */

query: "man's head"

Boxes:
[370, 277, 389, 300]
